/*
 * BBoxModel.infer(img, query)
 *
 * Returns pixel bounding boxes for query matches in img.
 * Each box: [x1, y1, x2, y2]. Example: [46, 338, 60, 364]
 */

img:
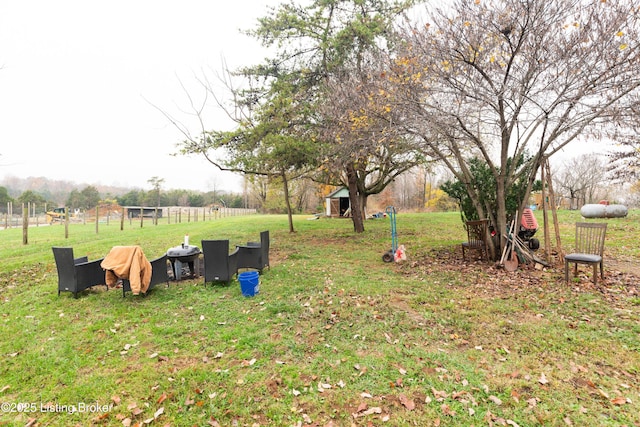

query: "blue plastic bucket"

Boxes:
[238, 271, 260, 297]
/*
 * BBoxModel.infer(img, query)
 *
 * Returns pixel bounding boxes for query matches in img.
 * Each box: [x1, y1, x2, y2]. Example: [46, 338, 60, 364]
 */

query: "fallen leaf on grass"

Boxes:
[399, 394, 415, 410]
[440, 403, 456, 417]
[241, 358, 257, 367]
[317, 382, 332, 392]
[352, 406, 382, 419]
[611, 396, 627, 405]
[451, 390, 467, 400]
[538, 373, 549, 385]
[431, 387, 448, 400]
[153, 407, 164, 418]
[489, 395, 503, 405]
[95, 412, 110, 421]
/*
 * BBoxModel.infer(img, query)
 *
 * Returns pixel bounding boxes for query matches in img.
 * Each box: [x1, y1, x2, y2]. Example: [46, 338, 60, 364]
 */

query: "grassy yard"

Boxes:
[0, 210, 638, 426]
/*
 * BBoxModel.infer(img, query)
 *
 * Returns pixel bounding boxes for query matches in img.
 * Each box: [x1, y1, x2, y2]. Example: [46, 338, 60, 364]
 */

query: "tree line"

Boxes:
[0, 184, 247, 214]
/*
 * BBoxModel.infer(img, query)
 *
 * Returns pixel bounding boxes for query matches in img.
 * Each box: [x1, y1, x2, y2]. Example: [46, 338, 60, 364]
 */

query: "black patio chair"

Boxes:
[52, 247, 106, 298]
[201, 239, 239, 285]
[236, 230, 270, 273]
[121, 254, 170, 297]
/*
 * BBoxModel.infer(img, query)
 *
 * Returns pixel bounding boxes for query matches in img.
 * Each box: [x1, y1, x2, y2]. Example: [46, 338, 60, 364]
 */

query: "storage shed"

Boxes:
[125, 206, 163, 218]
[325, 187, 351, 217]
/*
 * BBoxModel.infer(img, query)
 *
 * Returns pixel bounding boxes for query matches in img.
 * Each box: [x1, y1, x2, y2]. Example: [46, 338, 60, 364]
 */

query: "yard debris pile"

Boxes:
[399, 246, 639, 304]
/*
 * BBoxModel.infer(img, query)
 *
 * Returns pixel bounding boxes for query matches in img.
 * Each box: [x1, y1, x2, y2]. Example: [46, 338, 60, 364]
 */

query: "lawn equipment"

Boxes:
[501, 208, 542, 270]
[382, 206, 405, 262]
[518, 207, 540, 251]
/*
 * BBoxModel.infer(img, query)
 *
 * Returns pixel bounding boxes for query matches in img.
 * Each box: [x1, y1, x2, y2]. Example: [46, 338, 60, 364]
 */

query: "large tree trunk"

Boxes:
[494, 176, 508, 262]
[359, 193, 368, 222]
[281, 171, 295, 233]
[346, 163, 365, 233]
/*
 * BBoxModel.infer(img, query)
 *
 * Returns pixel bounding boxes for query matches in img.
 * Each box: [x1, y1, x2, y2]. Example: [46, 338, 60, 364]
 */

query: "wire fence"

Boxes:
[1, 203, 257, 234]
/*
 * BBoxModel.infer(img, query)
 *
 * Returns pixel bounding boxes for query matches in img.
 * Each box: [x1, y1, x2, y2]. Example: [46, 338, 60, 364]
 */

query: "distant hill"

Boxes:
[0, 175, 137, 204]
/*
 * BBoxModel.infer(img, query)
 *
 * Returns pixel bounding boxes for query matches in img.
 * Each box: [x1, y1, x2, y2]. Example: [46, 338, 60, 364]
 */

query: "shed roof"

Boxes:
[326, 187, 349, 198]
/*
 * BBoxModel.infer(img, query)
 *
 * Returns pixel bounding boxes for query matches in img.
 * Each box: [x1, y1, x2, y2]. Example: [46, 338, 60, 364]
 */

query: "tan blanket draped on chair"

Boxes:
[100, 246, 152, 295]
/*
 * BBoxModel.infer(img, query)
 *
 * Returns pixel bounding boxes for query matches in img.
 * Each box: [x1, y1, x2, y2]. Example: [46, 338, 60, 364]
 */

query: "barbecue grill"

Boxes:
[167, 244, 201, 280]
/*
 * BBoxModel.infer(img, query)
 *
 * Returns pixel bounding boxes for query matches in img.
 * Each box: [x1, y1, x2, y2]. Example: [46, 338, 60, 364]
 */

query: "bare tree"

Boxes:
[626, 182, 640, 207]
[554, 154, 607, 209]
[608, 104, 640, 181]
[317, 60, 427, 222]
[392, 0, 640, 256]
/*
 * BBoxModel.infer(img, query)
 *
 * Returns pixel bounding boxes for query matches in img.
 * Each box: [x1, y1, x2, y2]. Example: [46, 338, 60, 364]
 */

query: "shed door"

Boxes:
[330, 199, 340, 216]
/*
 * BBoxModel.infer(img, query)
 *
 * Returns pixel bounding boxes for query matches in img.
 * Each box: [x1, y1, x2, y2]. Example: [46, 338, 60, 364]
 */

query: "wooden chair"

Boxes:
[52, 247, 106, 298]
[564, 222, 607, 284]
[462, 219, 489, 261]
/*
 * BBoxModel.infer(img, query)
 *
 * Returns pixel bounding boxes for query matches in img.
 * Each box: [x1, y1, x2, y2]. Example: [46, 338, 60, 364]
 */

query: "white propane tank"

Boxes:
[580, 204, 628, 218]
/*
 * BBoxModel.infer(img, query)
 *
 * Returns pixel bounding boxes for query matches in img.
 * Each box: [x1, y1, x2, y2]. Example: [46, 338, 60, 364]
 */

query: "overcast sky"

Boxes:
[0, 0, 283, 193]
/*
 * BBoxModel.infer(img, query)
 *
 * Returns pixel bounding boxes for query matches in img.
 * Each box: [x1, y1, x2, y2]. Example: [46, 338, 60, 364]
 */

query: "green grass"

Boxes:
[0, 210, 638, 426]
